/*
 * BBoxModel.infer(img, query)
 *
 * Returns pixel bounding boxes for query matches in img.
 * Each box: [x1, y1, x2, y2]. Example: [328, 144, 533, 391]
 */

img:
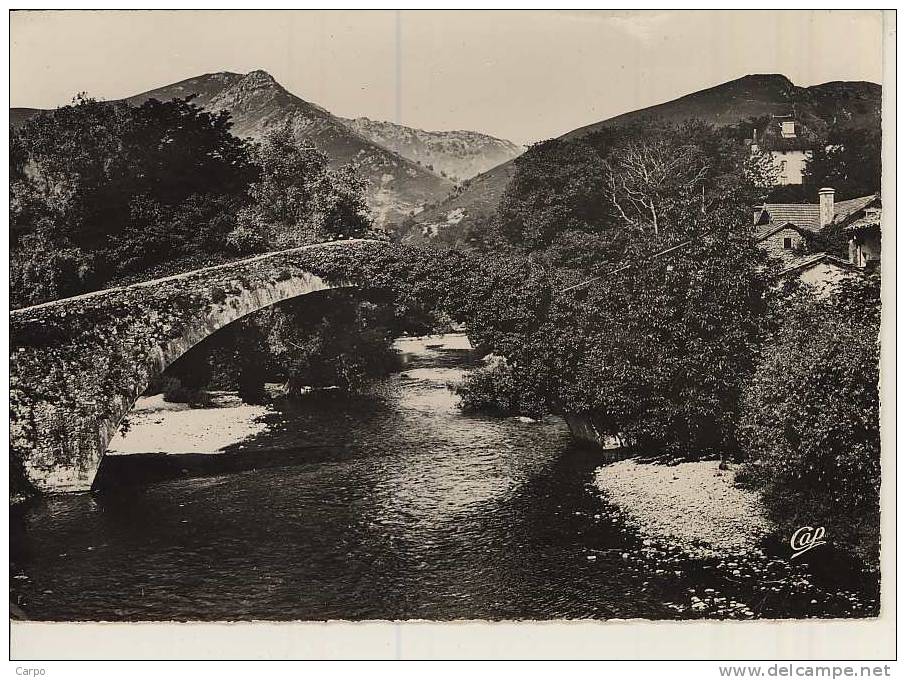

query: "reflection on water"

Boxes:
[9, 334, 877, 621]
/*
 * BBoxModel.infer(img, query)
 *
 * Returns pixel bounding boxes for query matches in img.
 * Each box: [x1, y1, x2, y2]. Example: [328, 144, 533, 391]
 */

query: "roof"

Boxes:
[755, 221, 814, 242]
[833, 195, 880, 225]
[845, 211, 882, 233]
[754, 118, 820, 152]
[777, 252, 863, 278]
[755, 194, 879, 234]
[760, 204, 821, 232]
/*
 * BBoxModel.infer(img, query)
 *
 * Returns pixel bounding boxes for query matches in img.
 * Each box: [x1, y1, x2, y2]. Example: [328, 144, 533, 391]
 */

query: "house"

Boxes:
[753, 188, 881, 286]
[749, 115, 816, 185]
[777, 253, 864, 293]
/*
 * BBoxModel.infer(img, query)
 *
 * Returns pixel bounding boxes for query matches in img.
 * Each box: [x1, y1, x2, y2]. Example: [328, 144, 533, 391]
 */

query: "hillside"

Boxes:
[9, 107, 42, 128]
[12, 70, 455, 227]
[406, 74, 881, 243]
[561, 74, 880, 140]
[341, 116, 523, 181]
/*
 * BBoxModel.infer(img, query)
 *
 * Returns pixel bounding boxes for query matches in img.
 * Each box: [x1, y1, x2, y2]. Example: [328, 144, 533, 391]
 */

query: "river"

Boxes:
[10, 334, 877, 621]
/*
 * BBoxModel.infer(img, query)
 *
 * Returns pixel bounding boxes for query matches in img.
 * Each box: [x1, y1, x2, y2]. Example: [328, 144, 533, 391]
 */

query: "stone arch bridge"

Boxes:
[11, 239, 529, 496]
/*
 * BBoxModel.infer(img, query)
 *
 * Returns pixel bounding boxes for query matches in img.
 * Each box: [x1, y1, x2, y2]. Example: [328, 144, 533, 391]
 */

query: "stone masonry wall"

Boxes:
[759, 227, 808, 264]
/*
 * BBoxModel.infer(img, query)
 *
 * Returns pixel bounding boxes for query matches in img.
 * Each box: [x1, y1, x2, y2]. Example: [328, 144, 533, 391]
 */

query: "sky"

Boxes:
[10, 10, 885, 145]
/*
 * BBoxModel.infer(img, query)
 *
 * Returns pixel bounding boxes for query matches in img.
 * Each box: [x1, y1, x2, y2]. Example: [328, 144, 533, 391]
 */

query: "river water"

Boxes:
[10, 334, 877, 621]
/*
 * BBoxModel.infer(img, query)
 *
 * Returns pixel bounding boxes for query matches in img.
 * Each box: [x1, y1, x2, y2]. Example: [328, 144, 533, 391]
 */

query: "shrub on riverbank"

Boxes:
[454, 224, 770, 457]
[452, 359, 547, 419]
[737, 277, 881, 569]
[263, 295, 402, 395]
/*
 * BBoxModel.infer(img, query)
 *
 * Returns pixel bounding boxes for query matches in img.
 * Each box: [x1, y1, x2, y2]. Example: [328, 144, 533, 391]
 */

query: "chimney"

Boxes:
[819, 187, 835, 228]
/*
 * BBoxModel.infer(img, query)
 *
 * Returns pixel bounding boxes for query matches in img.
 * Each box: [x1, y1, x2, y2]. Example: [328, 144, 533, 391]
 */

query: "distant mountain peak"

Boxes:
[240, 69, 281, 87]
[738, 73, 794, 84]
[206, 71, 243, 81]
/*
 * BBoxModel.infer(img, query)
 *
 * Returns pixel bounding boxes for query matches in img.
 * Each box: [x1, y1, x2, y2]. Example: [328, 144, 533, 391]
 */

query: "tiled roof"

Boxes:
[762, 204, 821, 232]
[845, 212, 881, 233]
[833, 195, 879, 223]
[778, 252, 862, 278]
[758, 194, 879, 234]
[755, 222, 812, 241]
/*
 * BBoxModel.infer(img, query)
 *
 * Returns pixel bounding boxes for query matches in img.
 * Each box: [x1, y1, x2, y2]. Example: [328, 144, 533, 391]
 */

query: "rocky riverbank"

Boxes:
[594, 457, 773, 559]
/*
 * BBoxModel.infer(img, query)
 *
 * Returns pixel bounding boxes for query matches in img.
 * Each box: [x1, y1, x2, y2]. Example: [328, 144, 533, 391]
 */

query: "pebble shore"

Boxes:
[594, 458, 774, 559]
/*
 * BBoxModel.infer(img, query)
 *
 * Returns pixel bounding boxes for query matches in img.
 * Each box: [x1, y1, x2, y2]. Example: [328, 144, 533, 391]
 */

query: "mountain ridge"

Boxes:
[126, 70, 454, 226]
[340, 116, 523, 182]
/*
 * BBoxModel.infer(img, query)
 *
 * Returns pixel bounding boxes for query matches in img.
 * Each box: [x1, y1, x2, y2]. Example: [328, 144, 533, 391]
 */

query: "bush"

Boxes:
[452, 359, 546, 418]
[155, 340, 215, 406]
[158, 375, 211, 407]
[737, 277, 881, 568]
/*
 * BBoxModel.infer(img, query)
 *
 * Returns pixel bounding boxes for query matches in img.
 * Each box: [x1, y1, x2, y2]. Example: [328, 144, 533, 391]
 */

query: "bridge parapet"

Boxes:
[10, 239, 393, 494]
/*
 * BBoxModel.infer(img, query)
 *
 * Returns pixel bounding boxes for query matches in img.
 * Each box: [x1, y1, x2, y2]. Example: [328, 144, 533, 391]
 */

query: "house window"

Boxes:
[783, 237, 792, 249]
[781, 121, 796, 138]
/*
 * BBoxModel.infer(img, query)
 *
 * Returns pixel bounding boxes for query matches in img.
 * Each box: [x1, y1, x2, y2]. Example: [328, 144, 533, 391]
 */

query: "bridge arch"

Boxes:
[10, 240, 404, 495]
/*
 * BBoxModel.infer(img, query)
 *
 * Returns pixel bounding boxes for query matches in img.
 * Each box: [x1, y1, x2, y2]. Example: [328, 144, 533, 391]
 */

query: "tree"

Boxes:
[456, 120, 775, 456]
[231, 123, 370, 250]
[494, 122, 775, 269]
[262, 294, 400, 395]
[10, 229, 94, 305]
[495, 137, 611, 253]
[10, 95, 258, 306]
[604, 137, 708, 236]
[737, 276, 881, 567]
[468, 224, 768, 455]
[803, 125, 882, 199]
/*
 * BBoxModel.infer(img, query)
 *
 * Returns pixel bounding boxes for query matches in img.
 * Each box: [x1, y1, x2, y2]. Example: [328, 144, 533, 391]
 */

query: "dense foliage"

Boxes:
[803, 125, 882, 200]
[266, 296, 400, 393]
[481, 122, 775, 264]
[10, 97, 371, 308]
[229, 123, 370, 251]
[11, 96, 256, 306]
[455, 122, 775, 456]
[737, 277, 881, 567]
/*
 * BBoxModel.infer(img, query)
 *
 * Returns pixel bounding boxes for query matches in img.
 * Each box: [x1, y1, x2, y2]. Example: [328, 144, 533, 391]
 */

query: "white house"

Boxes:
[749, 115, 815, 185]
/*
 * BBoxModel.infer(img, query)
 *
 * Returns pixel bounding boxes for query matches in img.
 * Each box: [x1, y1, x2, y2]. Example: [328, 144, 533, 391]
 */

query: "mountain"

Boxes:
[406, 74, 881, 243]
[561, 74, 880, 140]
[11, 70, 455, 227]
[340, 116, 523, 182]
